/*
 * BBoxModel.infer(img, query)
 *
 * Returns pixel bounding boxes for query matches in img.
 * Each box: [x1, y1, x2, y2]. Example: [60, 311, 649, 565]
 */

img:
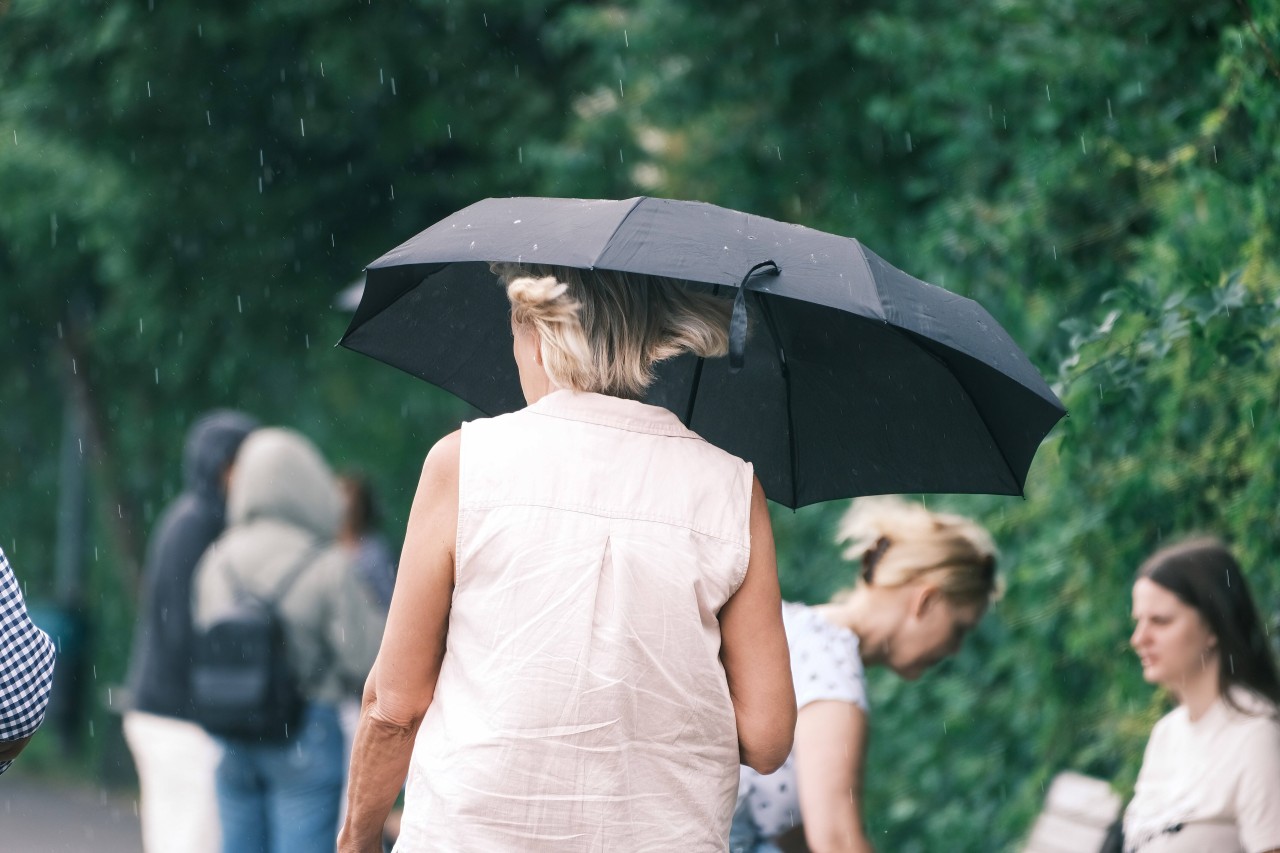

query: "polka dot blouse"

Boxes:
[737, 601, 869, 840]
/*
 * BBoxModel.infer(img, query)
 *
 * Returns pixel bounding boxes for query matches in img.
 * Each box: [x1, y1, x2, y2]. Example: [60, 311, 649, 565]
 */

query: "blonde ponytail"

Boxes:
[834, 496, 1000, 607]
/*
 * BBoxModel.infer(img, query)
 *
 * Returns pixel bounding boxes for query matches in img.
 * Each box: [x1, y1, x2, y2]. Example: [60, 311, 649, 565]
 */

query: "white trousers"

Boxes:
[124, 710, 223, 853]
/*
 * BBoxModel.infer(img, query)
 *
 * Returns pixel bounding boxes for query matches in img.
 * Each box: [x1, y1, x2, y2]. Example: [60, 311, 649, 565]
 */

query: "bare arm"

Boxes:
[794, 700, 873, 853]
[0, 734, 34, 763]
[718, 475, 796, 775]
[338, 432, 459, 853]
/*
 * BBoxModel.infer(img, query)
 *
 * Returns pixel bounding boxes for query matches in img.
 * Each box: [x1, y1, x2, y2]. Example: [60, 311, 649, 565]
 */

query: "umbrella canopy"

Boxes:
[340, 196, 1065, 508]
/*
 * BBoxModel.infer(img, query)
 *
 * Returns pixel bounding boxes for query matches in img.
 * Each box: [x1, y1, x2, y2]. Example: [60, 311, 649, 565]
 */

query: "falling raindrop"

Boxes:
[1107, 98, 1113, 119]
[57, 322, 64, 338]
[1052, 245, 1058, 260]
[624, 29, 629, 47]
[1045, 84, 1051, 101]
[618, 79, 624, 98]
[198, 24, 202, 37]
[259, 177, 263, 194]
[483, 13, 488, 26]
[300, 118, 306, 137]
[139, 318, 144, 333]
[447, 124, 452, 139]
[518, 147, 523, 164]
[260, 149, 264, 166]
[154, 367, 159, 385]
[147, 81, 152, 98]
[72, 359, 77, 374]
[320, 61, 325, 77]
[1249, 407, 1254, 427]
[390, 184, 395, 200]
[1229, 654, 1235, 673]
[391, 78, 397, 96]
[775, 146, 781, 160]
[305, 334, 311, 349]
[12, 130, 16, 145]
[237, 295, 243, 313]
[206, 110, 212, 126]
[331, 233, 335, 247]
[1212, 145, 1218, 163]
[619, 149, 624, 163]
[905, 133, 913, 153]
[1080, 136, 1087, 154]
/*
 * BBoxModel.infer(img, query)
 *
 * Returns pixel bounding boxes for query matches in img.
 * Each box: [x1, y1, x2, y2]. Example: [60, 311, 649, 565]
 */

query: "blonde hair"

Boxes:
[492, 262, 733, 399]
[834, 496, 1001, 607]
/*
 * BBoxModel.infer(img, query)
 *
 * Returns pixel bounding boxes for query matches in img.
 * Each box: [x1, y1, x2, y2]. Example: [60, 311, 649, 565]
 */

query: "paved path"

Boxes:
[1, 771, 142, 852]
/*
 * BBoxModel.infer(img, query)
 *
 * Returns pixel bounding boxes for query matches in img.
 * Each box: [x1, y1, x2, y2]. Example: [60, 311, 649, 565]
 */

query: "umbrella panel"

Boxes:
[344, 262, 1043, 507]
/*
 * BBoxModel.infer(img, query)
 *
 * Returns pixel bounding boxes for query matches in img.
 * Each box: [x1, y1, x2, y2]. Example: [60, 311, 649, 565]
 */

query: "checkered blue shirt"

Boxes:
[0, 547, 56, 775]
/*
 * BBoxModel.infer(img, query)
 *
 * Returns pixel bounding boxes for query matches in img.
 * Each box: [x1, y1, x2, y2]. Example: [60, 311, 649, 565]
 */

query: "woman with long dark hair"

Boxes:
[1124, 537, 1280, 853]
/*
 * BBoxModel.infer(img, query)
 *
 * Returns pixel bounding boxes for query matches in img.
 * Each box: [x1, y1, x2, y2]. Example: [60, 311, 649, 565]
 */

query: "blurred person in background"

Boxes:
[123, 409, 256, 852]
[0, 545, 57, 775]
[193, 427, 385, 853]
[732, 496, 1001, 853]
[1123, 538, 1280, 853]
[335, 469, 398, 842]
[337, 470, 396, 612]
[340, 264, 796, 852]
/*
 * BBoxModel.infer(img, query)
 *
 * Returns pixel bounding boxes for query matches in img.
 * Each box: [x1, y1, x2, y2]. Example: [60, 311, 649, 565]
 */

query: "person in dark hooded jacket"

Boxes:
[123, 409, 257, 853]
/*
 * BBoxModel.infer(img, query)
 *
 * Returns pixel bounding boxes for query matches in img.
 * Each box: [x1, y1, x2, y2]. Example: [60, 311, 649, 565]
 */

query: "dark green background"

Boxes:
[3, 1, 1278, 848]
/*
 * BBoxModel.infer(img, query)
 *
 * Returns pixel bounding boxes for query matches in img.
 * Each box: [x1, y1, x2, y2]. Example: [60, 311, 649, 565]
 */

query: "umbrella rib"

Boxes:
[901, 327, 1026, 496]
[856, 242, 1025, 494]
[590, 196, 647, 267]
[681, 283, 721, 427]
[754, 293, 798, 507]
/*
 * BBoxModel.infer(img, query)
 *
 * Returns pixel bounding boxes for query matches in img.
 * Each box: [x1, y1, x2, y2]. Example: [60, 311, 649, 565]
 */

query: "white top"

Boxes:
[1124, 688, 1280, 853]
[739, 602, 869, 839]
[396, 390, 755, 852]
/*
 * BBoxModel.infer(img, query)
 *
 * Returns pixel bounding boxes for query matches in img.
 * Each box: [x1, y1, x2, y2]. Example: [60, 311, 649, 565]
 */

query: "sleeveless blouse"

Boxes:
[396, 390, 755, 852]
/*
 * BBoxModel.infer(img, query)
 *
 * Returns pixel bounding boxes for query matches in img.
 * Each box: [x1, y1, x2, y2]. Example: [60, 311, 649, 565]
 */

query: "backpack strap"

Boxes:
[223, 545, 323, 611]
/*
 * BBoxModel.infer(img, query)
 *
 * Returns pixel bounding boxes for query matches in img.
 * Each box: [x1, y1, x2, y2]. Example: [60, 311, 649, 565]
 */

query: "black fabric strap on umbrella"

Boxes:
[684, 260, 799, 505]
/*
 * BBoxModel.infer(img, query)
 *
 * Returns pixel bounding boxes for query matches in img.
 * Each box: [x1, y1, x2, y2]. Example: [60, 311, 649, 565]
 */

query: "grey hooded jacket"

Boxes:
[193, 428, 385, 706]
[126, 410, 257, 719]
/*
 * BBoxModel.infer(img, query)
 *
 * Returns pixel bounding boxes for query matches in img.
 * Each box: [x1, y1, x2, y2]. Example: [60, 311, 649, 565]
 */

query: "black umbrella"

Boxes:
[339, 196, 1065, 508]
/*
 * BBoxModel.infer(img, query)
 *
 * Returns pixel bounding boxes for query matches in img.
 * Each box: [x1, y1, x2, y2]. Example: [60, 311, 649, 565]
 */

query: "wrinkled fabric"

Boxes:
[1123, 688, 1280, 853]
[127, 409, 257, 719]
[397, 390, 754, 852]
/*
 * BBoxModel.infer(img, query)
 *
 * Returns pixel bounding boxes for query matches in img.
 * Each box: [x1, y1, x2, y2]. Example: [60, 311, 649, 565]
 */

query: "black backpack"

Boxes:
[190, 548, 318, 742]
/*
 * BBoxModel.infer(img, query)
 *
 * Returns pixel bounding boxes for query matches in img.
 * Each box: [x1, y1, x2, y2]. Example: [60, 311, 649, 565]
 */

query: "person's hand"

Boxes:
[0, 734, 34, 762]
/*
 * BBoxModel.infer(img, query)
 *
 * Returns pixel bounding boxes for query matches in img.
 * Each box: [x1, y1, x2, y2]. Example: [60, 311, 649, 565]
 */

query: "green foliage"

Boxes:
[3, 0, 1278, 848]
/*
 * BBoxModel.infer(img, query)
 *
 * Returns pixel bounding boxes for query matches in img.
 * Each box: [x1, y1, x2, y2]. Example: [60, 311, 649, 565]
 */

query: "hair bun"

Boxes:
[506, 275, 580, 328]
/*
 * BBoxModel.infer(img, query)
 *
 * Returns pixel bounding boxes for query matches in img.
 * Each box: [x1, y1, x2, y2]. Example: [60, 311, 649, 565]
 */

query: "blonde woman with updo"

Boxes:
[339, 264, 797, 853]
[731, 497, 999, 853]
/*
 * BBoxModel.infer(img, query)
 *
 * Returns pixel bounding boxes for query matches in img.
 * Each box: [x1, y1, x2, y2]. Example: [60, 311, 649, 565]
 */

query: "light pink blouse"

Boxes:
[396, 390, 755, 852]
